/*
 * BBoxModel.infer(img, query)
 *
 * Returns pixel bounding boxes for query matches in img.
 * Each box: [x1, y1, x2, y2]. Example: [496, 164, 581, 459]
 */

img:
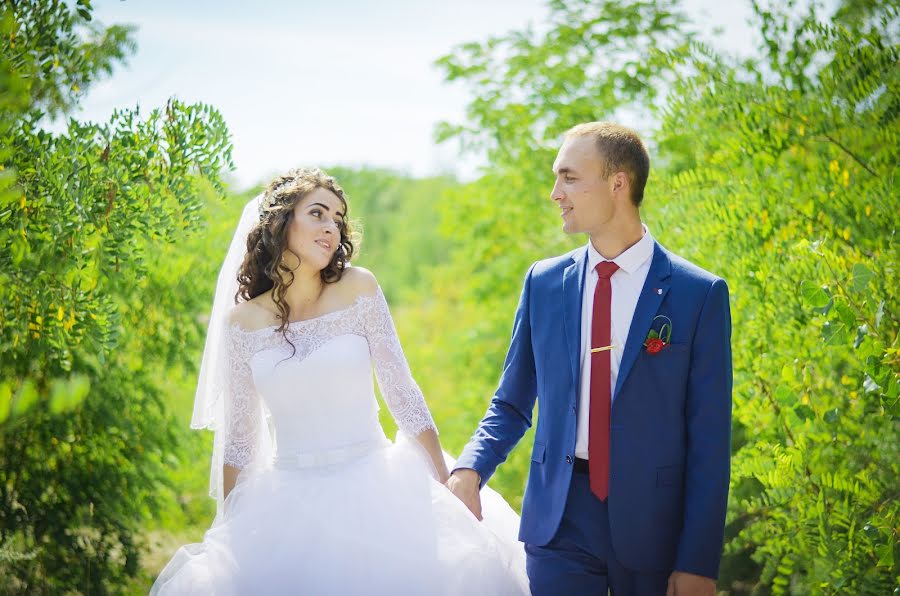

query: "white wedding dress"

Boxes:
[151, 288, 528, 595]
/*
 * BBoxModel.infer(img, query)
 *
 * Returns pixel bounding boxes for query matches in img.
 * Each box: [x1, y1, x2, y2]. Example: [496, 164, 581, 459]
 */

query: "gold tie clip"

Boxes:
[591, 345, 614, 353]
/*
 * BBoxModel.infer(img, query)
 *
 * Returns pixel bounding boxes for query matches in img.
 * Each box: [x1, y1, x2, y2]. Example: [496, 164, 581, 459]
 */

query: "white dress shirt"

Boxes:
[574, 225, 655, 459]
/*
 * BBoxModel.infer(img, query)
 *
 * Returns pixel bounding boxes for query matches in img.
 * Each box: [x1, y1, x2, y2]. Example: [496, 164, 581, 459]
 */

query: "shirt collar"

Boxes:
[586, 224, 654, 275]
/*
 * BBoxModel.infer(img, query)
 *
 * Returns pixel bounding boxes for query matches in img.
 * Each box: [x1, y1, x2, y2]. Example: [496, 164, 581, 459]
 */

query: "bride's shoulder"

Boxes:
[336, 266, 380, 300]
[228, 295, 278, 332]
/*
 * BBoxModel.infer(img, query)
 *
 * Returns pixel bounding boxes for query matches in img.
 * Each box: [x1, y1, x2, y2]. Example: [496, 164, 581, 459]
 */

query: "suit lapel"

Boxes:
[613, 242, 672, 400]
[563, 248, 587, 389]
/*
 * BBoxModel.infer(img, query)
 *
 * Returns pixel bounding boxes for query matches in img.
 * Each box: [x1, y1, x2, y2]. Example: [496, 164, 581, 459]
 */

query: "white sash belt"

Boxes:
[272, 437, 390, 469]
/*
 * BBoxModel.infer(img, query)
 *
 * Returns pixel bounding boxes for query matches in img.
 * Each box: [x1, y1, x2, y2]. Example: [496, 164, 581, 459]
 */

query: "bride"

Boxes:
[151, 168, 528, 595]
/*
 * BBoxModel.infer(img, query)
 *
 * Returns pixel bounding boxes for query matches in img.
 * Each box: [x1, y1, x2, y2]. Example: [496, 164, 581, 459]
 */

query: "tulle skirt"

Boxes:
[150, 436, 528, 595]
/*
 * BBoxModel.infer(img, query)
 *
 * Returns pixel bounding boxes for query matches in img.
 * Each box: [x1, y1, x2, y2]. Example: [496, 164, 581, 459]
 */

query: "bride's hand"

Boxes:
[445, 469, 483, 521]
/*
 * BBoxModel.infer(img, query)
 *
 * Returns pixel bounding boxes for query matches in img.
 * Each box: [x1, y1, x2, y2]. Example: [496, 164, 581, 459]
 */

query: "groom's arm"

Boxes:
[453, 263, 539, 489]
[674, 277, 733, 580]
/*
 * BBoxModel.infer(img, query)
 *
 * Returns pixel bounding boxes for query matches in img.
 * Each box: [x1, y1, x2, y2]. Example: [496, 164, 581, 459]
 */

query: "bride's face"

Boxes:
[283, 187, 345, 272]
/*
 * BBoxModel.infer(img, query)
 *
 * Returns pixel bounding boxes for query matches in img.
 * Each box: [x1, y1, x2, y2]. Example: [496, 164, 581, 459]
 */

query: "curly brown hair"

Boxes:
[236, 168, 358, 338]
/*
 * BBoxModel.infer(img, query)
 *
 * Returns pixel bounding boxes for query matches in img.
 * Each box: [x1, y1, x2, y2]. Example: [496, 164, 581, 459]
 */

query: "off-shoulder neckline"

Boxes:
[229, 291, 380, 335]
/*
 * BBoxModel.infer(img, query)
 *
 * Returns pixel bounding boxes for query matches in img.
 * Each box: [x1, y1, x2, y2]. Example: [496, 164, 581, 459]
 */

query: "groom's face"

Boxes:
[550, 136, 615, 235]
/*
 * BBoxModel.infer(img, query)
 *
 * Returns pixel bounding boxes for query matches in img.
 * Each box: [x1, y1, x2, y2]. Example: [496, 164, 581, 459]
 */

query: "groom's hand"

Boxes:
[666, 571, 715, 596]
[445, 469, 483, 521]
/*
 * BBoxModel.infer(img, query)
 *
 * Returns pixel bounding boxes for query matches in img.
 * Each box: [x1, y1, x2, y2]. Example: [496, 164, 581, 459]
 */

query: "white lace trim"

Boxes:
[222, 288, 437, 469]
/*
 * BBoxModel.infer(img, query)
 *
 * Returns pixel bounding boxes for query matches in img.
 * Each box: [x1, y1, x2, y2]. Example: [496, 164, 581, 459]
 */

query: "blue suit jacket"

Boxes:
[455, 241, 732, 578]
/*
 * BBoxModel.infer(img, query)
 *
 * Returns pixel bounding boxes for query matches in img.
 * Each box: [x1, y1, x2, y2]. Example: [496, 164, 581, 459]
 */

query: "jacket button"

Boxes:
[566, 455, 573, 464]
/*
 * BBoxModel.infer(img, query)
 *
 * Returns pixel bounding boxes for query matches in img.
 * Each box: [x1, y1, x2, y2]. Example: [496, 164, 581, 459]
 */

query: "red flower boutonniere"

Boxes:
[644, 315, 673, 354]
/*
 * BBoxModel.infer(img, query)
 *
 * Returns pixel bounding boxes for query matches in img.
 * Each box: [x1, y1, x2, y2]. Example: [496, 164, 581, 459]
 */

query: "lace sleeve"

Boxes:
[222, 324, 262, 469]
[363, 287, 437, 436]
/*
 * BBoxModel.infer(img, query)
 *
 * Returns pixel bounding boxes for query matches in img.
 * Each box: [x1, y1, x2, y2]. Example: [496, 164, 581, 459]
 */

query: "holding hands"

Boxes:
[667, 571, 716, 596]
[445, 468, 483, 521]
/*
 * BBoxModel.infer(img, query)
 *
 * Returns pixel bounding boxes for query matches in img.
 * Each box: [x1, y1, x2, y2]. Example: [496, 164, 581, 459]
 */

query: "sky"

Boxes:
[64, 0, 759, 190]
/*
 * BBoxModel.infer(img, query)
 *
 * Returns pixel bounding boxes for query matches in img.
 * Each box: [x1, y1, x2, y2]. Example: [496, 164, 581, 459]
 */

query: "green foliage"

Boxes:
[127, 184, 255, 592]
[325, 167, 456, 302]
[0, 0, 136, 119]
[655, 1, 899, 592]
[435, 0, 692, 166]
[2, 0, 895, 592]
[429, 0, 898, 592]
[0, 1, 235, 592]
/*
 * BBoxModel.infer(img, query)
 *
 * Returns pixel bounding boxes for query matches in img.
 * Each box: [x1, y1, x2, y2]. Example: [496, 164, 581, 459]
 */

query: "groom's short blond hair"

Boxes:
[565, 122, 650, 207]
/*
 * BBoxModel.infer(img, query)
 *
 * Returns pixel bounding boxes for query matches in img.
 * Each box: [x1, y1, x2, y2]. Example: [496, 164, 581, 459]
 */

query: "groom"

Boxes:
[447, 122, 732, 595]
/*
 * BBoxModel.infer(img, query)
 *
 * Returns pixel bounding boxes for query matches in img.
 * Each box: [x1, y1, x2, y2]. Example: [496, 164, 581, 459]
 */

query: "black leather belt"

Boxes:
[574, 457, 590, 474]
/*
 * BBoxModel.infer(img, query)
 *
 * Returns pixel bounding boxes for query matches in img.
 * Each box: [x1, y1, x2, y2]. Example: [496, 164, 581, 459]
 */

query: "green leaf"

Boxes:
[853, 324, 868, 349]
[11, 379, 39, 417]
[800, 281, 830, 309]
[833, 301, 856, 328]
[775, 384, 797, 406]
[0, 382, 11, 424]
[822, 320, 849, 345]
[780, 364, 796, 383]
[850, 263, 873, 293]
[49, 375, 90, 415]
[863, 375, 881, 394]
[794, 404, 815, 421]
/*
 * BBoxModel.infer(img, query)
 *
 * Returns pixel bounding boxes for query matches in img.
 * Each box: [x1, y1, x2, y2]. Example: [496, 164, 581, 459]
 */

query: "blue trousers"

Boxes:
[525, 470, 670, 595]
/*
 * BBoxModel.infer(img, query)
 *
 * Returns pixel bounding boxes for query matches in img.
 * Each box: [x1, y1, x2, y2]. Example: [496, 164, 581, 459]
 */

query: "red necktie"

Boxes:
[589, 261, 619, 501]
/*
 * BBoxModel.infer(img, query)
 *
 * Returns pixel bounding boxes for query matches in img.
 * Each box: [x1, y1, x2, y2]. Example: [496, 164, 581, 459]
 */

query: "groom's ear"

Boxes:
[611, 171, 630, 196]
